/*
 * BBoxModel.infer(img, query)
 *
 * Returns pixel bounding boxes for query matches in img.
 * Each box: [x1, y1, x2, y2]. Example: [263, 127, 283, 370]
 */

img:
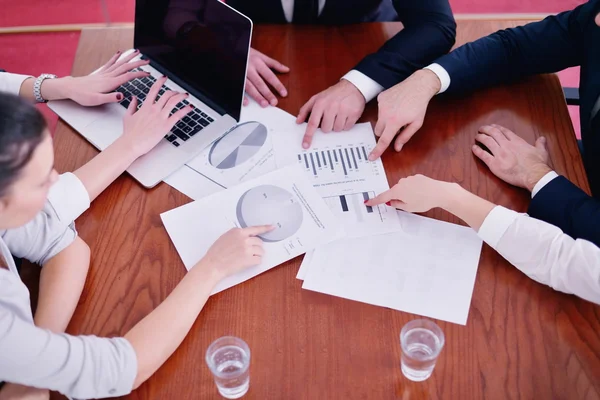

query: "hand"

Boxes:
[119, 76, 192, 158]
[472, 124, 552, 191]
[366, 174, 452, 213]
[42, 50, 150, 106]
[244, 48, 289, 107]
[370, 69, 441, 160]
[0, 383, 49, 400]
[202, 225, 274, 279]
[297, 79, 366, 149]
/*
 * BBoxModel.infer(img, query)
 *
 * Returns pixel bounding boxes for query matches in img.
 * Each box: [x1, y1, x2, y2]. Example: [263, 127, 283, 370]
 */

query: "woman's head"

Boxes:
[0, 93, 58, 229]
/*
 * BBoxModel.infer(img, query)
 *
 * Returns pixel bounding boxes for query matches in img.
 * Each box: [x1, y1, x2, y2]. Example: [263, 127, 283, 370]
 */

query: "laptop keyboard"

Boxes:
[115, 69, 214, 147]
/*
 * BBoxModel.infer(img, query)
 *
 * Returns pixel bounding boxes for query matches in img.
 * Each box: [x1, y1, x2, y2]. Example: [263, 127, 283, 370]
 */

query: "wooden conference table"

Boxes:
[49, 22, 600, 399]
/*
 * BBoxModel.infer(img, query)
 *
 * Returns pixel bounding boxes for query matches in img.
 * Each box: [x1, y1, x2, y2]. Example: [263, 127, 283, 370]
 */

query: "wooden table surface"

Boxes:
[50, 22, 600, 400]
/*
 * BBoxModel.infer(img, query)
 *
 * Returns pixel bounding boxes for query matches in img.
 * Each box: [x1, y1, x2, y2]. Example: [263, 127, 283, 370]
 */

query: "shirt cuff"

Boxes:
[341, 70, 384, 103]
[423, 63, 450, 94]
[0, 73, 33, 96]
[477, 206, 520, 248]
[47, 173, 91, 224]
[531, 171, 559, 198]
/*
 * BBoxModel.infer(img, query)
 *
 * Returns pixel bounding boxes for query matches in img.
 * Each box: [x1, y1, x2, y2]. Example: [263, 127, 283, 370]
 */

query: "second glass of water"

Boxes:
[400, 319, 445, 382]
[206, 336, 251, 399]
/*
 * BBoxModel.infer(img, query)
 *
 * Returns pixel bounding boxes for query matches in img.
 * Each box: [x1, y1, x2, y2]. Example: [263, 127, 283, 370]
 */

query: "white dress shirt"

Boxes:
[478, 205, 600, 305]
[0, 72, 32, 95]
[280, 0, 384, 101]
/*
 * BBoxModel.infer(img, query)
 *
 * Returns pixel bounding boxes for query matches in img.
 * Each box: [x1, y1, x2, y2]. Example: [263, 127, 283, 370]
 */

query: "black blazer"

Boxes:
[431, 0, 600, 245]
[225, 0, 456, 90]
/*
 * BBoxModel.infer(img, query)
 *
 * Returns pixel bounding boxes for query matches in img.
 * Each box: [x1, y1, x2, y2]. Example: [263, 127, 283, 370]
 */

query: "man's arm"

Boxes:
[351, 0, 456, 92]
[528, 175, 600, 247]
[433, 1, 596, 94]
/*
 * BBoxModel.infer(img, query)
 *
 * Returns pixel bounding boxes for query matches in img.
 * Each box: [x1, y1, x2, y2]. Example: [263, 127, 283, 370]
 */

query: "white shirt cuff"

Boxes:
[47, 173, 91, 224]
[341, 70, 384, 103]
[0, 72, 33, 96]
[477, 206, 520, 248]
[424, 63, 450, 94]
[531, 171, 559, 198]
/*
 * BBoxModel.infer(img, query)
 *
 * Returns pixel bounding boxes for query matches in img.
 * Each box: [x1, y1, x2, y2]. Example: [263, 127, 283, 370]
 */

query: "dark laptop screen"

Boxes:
[134, 0, 252, 121]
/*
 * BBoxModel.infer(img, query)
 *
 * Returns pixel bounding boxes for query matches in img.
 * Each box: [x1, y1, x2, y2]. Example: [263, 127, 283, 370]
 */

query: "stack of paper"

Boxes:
[160, 102, 484, 324]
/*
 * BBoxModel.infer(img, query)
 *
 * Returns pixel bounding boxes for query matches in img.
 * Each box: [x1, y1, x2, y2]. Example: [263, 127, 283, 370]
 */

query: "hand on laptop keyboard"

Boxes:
[55, 50, 151, 106]
[119, 77, 193, 157]
[116, 68, 215, 148]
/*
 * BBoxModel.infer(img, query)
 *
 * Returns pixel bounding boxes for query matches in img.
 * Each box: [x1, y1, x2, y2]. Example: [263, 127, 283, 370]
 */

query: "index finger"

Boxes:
[368, 123, 398, 161]
[243, 225, 275, 237]
[365, 188, 397, 207]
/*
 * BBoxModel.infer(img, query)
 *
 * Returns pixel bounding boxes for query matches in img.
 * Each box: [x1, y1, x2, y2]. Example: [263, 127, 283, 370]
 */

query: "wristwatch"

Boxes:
[33, 74, 57, 103]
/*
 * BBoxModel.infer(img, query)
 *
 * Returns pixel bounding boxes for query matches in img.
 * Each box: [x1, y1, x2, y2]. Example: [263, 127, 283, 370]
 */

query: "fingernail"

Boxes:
[190, 104, 195, 109]
[162, 75, 167, 78]
[116, 50, 121, 54]
[363, 200, 369, 204]
[185, 92, 189, 96]
[261, 101, 268, 107]
[368, 155, 376, 161]
[385, 201, 391, 206]
[281, 90, 288, 96]
[134, 49, 139, 53]
[302, 142, 309, 149]
[117, 93, 123, 100]
[270, 99, 277, 106]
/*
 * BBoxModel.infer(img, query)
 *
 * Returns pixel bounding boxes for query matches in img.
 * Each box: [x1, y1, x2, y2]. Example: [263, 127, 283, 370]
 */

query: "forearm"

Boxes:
[74, 137, 139, 202]
[355, 0, 456, 89]
[436, 8, 585, 94]
[437, 182, 496, 231]
[34, 237, 91, 333]
[124, 259, 222, 389]
[18, 76, 73, 102]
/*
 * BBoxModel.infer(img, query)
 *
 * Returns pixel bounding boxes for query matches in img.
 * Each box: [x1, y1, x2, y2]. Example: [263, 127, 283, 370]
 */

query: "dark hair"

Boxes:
[0, 92, 47, 197]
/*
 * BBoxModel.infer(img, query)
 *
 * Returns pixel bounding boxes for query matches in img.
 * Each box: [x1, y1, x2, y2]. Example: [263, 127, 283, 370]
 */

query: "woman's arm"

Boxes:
[34, 237, 91, 333]
[73, 77, 191, 201]
[367, 175, 600, 304]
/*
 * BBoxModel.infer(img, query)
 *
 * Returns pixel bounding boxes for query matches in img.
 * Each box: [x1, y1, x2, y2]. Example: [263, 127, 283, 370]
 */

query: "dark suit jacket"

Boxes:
[432, 0, 600, 245]
[225, 0, 456, 90]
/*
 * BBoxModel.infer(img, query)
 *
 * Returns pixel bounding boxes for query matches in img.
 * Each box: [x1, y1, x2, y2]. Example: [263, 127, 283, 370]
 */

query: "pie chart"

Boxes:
[236, 185, 304, 242]
[208, 121, 267, 169]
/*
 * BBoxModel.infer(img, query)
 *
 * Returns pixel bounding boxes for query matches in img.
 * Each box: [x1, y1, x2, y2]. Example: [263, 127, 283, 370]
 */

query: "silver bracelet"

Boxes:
[33, 74, 57, 103]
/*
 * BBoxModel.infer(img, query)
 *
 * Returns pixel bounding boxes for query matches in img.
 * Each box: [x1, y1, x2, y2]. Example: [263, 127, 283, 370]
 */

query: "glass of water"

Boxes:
[205, 336, 251, 399]
[400, 319, 445, 382]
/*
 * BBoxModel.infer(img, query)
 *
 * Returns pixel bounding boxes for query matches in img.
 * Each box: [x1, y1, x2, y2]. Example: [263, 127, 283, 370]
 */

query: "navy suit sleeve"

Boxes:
[528, 176, 600, 247]
[353, 0, 456, 90]
[435, 1, 598, 94]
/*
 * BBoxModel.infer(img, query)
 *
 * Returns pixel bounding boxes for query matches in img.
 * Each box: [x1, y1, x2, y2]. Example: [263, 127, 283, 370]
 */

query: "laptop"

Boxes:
[49, 0, 253, 188]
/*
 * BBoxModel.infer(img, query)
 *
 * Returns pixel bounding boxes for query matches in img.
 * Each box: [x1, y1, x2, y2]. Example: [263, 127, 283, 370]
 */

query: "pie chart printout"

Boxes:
[208, 121, 268, 169]
[236, 185, 304, 242]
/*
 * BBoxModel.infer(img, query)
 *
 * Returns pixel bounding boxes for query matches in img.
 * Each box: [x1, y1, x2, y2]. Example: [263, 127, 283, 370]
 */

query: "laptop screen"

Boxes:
[134, 0, 252, 121]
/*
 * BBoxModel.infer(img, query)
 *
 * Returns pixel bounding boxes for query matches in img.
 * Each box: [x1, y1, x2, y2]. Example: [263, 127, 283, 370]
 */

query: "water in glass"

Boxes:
[206, 337, 250, 399]
[400, 320, 444, 382]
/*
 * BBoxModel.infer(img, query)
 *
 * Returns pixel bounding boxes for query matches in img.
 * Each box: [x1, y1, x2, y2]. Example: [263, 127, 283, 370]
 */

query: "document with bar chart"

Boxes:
[272, 122, 402, 237]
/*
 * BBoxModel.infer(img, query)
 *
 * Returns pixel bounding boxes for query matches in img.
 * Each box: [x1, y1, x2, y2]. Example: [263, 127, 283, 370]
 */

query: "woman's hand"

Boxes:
[366, 174, 455, 213]
[41, 50, 151, 106]
[119, 76, 192, 158]
[201, 225, 274, 280]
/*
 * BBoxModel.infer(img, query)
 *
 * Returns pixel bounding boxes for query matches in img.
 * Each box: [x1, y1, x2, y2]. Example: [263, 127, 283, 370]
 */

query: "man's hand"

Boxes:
[369, 69, 441, 160]
[297, 79, 366, 149]
[244, 48, 289, 107]
[472, 124, 552, 191]
[0, 383, 49, 400]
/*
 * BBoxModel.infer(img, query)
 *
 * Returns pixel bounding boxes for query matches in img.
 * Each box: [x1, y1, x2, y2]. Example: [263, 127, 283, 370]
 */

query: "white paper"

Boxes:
[161, 165, 344, 294]
[185, 100, 296, 188]
[272, 122, 402, 238]
[163, 164, 225, 200]
[301, 212, 483, 325]
[296, 250, 314, 280]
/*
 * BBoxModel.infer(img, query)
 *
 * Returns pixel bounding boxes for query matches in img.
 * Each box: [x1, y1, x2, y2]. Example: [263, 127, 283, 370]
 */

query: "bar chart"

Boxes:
[323, 191, 386, 225]
[296, 144, 382, 181]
